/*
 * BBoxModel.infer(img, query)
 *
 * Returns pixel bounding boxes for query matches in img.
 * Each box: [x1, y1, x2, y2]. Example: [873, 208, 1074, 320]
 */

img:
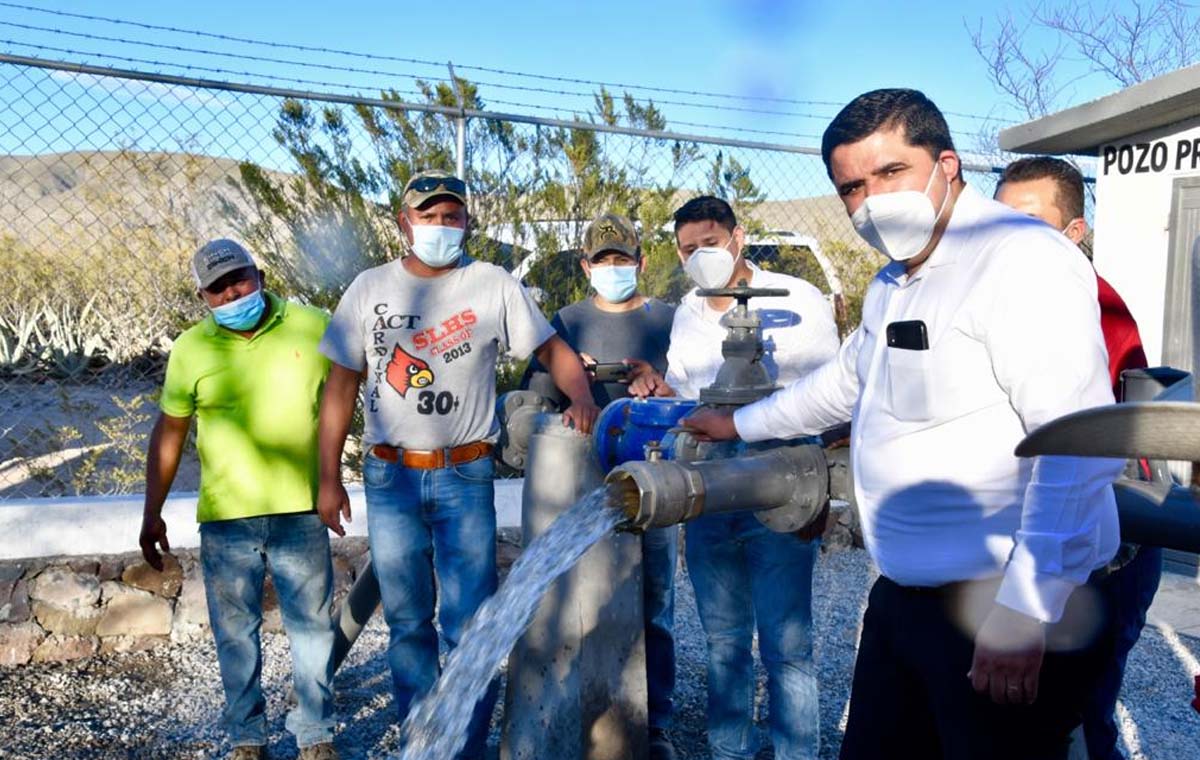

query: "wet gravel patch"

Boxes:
[3, 548, 1197, 759]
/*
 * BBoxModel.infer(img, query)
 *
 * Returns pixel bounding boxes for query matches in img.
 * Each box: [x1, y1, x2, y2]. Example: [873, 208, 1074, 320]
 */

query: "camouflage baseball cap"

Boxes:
[191, 239, 256, 289]
[402, 169, 468, 208]
[583, 213, 640, 261]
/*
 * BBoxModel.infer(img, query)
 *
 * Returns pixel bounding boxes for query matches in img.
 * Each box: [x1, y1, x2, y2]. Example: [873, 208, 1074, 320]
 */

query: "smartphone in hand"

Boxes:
[591, 362, 633, 383]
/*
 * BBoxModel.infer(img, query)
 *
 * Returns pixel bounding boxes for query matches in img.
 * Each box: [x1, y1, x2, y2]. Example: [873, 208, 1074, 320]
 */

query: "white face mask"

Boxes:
[684, 236, 738, 290]
[850, 162, 950, 262]
[409, 224, 465, 268]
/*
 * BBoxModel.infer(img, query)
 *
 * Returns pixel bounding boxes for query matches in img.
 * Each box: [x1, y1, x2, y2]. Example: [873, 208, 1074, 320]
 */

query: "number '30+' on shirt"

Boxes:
[319, 257, 554, 450]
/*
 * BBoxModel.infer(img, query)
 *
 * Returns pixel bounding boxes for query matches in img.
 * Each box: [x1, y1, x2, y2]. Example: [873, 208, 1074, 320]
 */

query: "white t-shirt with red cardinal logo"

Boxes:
[320, 256, 553, 449]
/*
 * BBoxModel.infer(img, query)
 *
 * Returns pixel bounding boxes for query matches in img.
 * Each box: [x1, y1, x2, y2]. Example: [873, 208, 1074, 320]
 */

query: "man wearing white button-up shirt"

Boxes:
[685, 90, 1123, 760]
[632, 196, 840, 760]
[657, 200, 841, 399]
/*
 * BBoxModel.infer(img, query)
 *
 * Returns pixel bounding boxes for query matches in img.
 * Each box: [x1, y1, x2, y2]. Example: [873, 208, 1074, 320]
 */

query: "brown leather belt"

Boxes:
[371, 441, 493, 470]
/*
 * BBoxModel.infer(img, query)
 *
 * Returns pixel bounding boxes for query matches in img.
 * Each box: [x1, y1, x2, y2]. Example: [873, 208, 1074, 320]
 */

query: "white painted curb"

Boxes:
[0, 479, 524, 560]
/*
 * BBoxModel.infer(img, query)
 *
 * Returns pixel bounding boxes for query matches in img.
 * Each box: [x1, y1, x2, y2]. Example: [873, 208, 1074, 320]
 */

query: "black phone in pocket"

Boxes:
[886, 320, 929, 350]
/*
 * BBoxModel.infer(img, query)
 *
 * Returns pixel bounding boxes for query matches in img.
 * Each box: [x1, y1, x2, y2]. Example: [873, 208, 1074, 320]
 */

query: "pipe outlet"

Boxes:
[606, 444, 830, 533]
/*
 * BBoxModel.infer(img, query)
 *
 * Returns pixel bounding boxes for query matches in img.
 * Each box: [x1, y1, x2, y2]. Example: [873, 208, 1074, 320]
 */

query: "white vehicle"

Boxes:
[496, 221, 843, 305]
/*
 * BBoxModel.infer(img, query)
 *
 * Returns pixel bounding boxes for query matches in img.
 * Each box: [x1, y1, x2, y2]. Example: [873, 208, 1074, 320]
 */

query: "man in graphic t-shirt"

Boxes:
[317, 170, 597, 759]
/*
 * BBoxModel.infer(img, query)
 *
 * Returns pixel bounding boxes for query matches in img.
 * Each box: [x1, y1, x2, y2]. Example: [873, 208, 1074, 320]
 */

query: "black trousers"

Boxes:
[840, 574, 1116, 760]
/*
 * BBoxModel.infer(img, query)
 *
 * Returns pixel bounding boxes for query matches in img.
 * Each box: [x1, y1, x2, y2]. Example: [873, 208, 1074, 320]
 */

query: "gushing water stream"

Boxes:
[396, 486, 626, 760]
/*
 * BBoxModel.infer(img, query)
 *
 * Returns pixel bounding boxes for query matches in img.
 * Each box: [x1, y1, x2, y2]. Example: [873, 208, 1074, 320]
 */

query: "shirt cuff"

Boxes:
[733, 401, 774, 443]
[995, 554, 1080, 624]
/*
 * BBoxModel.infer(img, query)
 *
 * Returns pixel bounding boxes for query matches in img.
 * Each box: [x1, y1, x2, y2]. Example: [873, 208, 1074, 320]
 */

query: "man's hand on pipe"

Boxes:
[681, 407, 738, 441]
[563, 398, 600, 435]
[627, 362, 675, 399]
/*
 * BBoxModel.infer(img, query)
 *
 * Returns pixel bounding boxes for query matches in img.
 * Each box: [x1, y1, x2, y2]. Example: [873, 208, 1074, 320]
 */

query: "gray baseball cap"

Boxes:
[191, 239, 256, 289]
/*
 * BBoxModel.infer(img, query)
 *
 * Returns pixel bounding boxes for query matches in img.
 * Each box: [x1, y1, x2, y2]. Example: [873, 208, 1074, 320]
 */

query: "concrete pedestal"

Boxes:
[501, 415, 648, 760]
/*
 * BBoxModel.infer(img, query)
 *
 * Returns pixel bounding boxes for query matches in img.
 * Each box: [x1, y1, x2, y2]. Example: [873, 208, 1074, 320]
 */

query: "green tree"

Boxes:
[708, 152, 767, 230]
[229, 76, 537, 309]
[229, 77, 778, 323]
[519, 88, 703, 313]
[823, 240, 886, 331]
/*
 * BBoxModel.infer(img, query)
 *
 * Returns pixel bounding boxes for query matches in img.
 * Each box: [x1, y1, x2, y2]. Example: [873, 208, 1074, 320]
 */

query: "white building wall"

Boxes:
[1093, 115, 1200, 366]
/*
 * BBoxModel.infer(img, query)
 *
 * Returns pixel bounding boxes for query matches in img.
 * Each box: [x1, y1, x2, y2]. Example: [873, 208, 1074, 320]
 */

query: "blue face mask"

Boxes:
[589, 264, 639, 303]
[410, 224, 465, 268]
[211, 289, 266, 331]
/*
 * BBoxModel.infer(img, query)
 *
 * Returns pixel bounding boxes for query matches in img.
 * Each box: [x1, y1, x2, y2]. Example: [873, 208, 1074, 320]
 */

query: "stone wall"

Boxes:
[0, 511, 854, 668]
[0, 537, 371, 667]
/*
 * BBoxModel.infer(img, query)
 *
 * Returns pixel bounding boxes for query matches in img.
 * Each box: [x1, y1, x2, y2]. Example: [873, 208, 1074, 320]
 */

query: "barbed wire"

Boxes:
[0, 19, 443, 83]
[0, 46, 833, 145]
[0, 44, 747, 143]
[0, 1, 1018, 124]
[475, 77, 863, 120]
[0, 36, 986, 147]
[481, 97, 826, 141]
[0, 38, 428, 100]
[0, 19, 986, 129]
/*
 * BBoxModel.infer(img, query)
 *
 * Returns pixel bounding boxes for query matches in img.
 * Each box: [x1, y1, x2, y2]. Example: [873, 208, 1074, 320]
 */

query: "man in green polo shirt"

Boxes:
[139, 239, 339, 760]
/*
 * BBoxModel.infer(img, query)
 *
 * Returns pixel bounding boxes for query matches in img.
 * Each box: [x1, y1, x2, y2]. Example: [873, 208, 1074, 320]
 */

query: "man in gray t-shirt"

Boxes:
[525, 212, 680, 760]
[316, 170, 597, 759]
[526, 295, 674, 407]
[322, 251, 558, 449]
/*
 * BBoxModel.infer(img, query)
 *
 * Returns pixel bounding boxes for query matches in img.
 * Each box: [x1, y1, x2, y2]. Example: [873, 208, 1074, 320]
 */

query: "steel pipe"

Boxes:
[330, 558, 380, 673]
[606, 444, 829, 533]
[1113, 480, 1200, 554]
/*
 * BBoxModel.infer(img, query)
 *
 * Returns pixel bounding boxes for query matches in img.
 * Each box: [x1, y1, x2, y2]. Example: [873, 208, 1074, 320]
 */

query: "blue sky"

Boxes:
[0, 0, 1129, 153]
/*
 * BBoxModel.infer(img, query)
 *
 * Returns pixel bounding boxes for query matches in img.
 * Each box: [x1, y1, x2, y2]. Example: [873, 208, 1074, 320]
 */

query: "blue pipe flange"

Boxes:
[594, 397, 698, 472]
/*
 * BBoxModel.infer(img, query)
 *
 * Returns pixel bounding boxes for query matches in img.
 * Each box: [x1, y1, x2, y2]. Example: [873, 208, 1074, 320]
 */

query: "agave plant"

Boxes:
[0, 309, 41, 375]
[28, 296, 110, 379]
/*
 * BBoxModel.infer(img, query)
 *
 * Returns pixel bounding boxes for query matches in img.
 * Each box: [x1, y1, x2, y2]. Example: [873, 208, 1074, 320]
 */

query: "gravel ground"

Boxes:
[3, 547, 1198, 759]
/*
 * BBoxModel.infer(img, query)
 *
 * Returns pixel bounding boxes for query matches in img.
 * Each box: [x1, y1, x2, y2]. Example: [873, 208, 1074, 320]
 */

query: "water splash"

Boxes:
[396, 486, 626, 760]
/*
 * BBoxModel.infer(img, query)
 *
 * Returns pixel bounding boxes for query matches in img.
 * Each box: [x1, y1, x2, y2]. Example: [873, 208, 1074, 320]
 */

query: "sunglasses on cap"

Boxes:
[406, 176, 467, 197]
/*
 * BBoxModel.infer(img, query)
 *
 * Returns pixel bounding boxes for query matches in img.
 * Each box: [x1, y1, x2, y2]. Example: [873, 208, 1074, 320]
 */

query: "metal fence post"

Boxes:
[449, 60, 467, 182]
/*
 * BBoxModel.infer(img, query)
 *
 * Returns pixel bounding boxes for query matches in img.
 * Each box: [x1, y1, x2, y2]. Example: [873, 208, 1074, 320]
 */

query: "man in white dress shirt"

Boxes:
[632, 195, 841, 760]
[684, 90, 1123, 760]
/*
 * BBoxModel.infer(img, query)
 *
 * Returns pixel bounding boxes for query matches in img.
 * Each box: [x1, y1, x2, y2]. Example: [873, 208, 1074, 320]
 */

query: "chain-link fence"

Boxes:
[0, 53, 1037, 500]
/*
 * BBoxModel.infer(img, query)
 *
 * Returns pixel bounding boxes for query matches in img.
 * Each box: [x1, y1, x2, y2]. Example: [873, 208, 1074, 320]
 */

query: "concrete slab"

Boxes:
[0, 478, 525, 560]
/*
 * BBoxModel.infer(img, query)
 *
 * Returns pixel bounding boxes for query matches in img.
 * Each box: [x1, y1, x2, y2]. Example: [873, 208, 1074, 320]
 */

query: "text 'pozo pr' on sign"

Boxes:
[1103, 138, 1200, 175]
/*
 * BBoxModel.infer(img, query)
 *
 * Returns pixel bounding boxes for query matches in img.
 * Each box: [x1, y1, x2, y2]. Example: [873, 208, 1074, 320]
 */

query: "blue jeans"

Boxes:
[200, 512, 336, 749]
[644, 524, 679, 731]
[685, 512, 819, 760]
[1083, 545, 1163, 760]
[363, 452, 499, 760]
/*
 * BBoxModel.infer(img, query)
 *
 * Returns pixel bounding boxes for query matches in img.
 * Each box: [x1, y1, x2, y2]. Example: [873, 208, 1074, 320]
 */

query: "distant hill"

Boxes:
[0, 150, 275, 255]
[0, 149, 864, 249]
[752, 195, 864, 250]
